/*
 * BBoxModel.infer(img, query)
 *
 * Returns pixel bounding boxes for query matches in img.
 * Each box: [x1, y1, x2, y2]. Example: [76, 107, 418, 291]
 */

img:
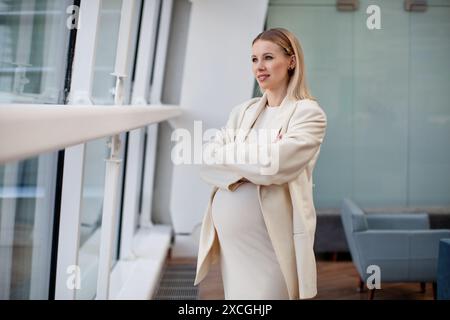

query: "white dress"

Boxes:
[211, 104, 290, 300]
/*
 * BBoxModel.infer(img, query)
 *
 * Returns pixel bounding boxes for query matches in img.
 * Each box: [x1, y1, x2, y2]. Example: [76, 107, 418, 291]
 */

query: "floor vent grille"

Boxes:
[154, 264, 198, 300]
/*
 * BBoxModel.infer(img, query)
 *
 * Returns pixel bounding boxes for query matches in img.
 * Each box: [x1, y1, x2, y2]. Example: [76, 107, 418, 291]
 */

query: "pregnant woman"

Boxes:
[194, 28, 327, 300]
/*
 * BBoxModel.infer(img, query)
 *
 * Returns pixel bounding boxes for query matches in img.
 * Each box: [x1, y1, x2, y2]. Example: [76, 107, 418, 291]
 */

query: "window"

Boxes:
[0, 0, 72, 299]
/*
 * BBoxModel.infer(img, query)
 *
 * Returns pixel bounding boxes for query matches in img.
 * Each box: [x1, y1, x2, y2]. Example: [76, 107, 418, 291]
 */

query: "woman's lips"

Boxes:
[257, 75, 270, 81]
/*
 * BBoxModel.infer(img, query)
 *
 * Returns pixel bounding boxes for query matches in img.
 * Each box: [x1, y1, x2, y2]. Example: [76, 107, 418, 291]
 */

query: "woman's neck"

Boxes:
[265, 87, 288, 107]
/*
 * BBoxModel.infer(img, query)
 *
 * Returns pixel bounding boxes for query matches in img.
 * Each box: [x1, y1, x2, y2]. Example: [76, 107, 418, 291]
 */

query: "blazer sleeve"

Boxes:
[200, 166, 246, 191]
[210, 103, 327, 186]
[199, 103, 247, 191]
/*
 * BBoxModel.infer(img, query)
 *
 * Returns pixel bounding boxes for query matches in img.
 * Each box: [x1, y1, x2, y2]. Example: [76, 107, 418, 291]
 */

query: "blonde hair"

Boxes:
[252, 28, 314, 101]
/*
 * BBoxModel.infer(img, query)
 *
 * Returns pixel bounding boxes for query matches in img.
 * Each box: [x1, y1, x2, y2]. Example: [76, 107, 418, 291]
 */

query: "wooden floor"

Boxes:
[167, 257, 435, 300]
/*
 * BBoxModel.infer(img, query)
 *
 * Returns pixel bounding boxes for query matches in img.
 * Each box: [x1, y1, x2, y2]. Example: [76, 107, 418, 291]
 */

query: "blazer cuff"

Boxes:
[200, 165, 244, 191]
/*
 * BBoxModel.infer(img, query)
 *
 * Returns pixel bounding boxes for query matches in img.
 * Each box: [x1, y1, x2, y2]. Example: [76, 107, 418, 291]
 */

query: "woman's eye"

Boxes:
[252, 56, 272, 62]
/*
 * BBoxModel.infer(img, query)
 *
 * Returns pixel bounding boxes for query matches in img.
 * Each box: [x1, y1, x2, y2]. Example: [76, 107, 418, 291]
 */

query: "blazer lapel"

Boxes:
[267, 94, 297, 136]
[235, 92, 298, 143]
[235, 92, 267, 142]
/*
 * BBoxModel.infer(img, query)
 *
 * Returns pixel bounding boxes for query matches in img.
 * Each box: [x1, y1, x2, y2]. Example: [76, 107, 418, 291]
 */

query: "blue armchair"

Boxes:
[437, 239, 450, 300]
[340, 198, 450, 299]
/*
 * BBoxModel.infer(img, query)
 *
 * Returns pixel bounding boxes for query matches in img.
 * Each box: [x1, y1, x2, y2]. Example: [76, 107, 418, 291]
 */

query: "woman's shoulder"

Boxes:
[295, 97, 320, 108]
[296, 98, 323, 112]
[237, 96, 261, 110]
[230, 96, 261, 115]
[293, 98, 327, 120]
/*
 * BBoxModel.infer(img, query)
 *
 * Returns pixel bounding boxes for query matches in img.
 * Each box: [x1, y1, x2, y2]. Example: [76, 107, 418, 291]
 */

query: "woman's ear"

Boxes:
[290, 55, 296, 69]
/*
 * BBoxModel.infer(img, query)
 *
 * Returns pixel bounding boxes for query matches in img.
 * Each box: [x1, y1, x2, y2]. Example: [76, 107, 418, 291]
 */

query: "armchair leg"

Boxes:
[432, 282, 437, 300]
[420, 282, 426, 293]
[368, 289, 375, 300]
[331, 252, 338, 262]
[357, 277, 364, 292]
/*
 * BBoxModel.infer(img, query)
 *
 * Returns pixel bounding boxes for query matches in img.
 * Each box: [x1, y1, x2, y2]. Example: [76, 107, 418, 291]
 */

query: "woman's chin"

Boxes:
[259, 83, 270, 90]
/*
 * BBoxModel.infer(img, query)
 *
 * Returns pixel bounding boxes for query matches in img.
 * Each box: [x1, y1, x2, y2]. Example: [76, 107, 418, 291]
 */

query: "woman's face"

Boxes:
[252, 40, 294, 91]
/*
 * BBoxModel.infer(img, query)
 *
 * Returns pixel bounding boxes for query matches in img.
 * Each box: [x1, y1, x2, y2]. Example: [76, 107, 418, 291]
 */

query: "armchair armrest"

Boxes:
[409, 230, 450, 258]
[354, 230, 412, 262]
[366, 213, 429, 230]
[353, 229, 450, 281]
[354, 229, 450, 258]
[353, 229, 450, 270]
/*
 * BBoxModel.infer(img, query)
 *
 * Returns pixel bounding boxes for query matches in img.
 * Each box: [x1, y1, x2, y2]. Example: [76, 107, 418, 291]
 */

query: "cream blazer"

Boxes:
[193, 91, 327, 299]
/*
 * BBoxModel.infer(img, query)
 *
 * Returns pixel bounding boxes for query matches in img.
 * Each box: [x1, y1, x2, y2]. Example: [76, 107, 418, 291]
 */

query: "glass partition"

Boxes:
[267, 0, 450, 208]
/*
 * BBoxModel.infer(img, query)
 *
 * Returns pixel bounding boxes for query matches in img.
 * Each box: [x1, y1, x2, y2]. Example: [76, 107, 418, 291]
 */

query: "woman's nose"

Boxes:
[256, 61, 266, 71]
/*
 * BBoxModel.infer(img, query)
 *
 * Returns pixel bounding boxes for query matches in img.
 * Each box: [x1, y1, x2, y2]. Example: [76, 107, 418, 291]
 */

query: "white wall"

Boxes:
[153, 0, 192, 225]
[168, 0, 268, 256]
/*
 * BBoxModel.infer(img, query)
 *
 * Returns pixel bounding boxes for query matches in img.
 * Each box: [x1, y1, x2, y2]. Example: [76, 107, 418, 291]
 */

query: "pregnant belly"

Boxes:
[211, 183, 265, 236]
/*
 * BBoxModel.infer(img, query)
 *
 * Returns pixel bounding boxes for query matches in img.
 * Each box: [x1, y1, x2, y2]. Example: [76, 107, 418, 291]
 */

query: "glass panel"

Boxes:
[77, 138, 108, 300]
[0, 0, 71, 300]
[0, 0, 71, 103]
[409, 4, 450, 206]
[267, 0, 450, 208]
[266, 3, 353, 208]
[91, 0, 123, 105]
[76, 0, 123, 300]
[0, 154, 58, 299]
[353, 0, 409, 206]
